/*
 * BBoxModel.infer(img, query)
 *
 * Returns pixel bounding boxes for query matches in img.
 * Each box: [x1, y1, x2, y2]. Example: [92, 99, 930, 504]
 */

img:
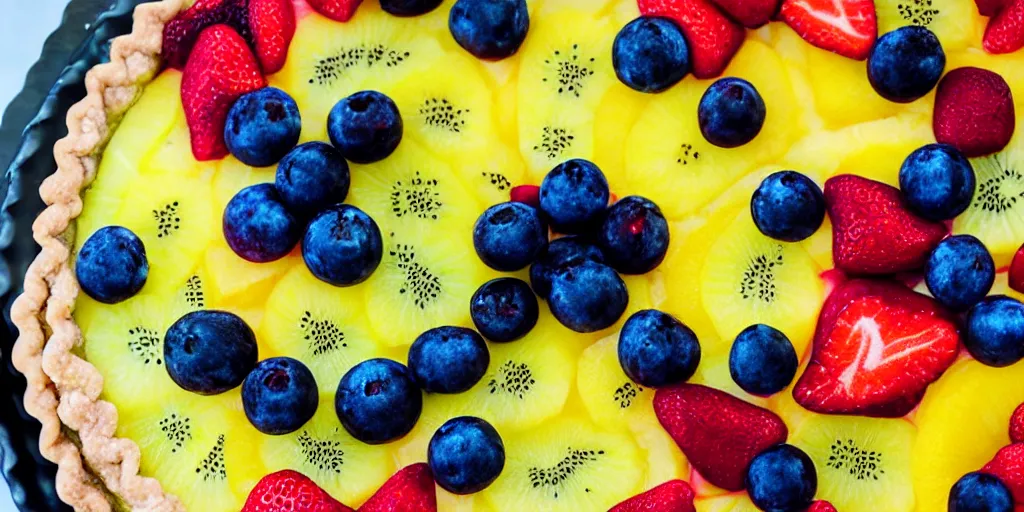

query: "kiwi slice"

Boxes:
[954, 136, 1024, 267]
[575, 334, 654, 428]
[875, 0, 979, 51]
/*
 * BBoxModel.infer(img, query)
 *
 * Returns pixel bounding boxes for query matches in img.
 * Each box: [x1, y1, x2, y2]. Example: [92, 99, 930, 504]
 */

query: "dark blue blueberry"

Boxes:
[408, 326, 489, 393]
[449, 0, 529, 60]
[75, 226, 148, 304]
[164, 310, 258, 395]
[335, 358, 422, 444]
[948, 472, 1015, 512]
[925, 235, 995, 312]
[473, 202, 548, 271]
[548, 260, 629, 333]
[868, 26, 945, 103]
[223, 183, 302, 263]
[618, 309, 701, 388]
[470, 278, 539, 342]
[302, 204, 383, 286]
[612, 17, 691, 93]
[899, 143, 976, 221]
[242, 357, 318, 435]
[328, 91, 403, 164]
[275, 142, 350, 217]
[539, 159, 610, 234]
[428, 416, 505, 494]
[380, 0, 443, 16]
[224, 87, 302, 167]
[598, 196, 670, 274]
[729, 324, 798, 396]
[529, 236, 606, 300]
[750, 171, 826, 243]
[697, 77, 766, 148]
[965, 296, 1024, 368]
[745, 444, 817, 512]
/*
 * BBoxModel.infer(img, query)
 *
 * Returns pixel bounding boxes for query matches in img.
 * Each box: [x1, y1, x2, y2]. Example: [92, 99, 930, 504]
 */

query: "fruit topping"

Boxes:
[225, 87, 301, 167]
[867, 26, 945, 103]
[75, 226, 148, 304]
[750, 171, 826, 243]
[824, 174, 948, 275]
[449, 0, 530, 60]
[224, 183, 303, 263]
[697, 77, 766, 148]
[729, 324, 798, 396]
[954, 132, 1024, 266]
[711, 0, 780, 27]
[381, 0, 443, 17]
[982, 443, 1024, 504]
[618, 309, 702, 388]
[408, 326, 490, 394]
[305, 0, 363, 22]
[779, 0, 877, 60]
[473, 202, 549, 271]
[549, 260, 629, 333]
[529, 236, 606, 300]
[638, 0, 746, 78]
[470, 278, 540, 343]
[302, 205, 383, 286]
[977, 0, 1010, 15]
[328, 91, 404, 164]
[807, 501, 838, 512]
[242, 356, 319, 435]
[182, 24, 267, 161]
[1010, 244, 1024, 294]
[933, 67, 1016, 158]
[598, 196, 670, 275]
[243, 469, 353, 512]
[163, 0, 251, 70]
[428, 416, 506, 494]
[793, 279, 960, 416]
[276, 142, 350, 217]
[335, 358, 422, 444]
[899, 144, 977, 221]
[984, 0, 1024, 54]
[538, 158, 610, 234]
[745, 444, 818, 512]
[1012, 403, 1024, 443]
[653, 383, 788, 491]
[510, 185, 541, 208]
[925, 235, 996, 312]
[612, 17, 691, 93]
[609, 479, 696, 512]
[249, 0, 295, 73]
[359, 463, 438, 512]
[164, 310, 259, 394]
[965, 296, 1024, 367]
[949, 472, 1015, 512]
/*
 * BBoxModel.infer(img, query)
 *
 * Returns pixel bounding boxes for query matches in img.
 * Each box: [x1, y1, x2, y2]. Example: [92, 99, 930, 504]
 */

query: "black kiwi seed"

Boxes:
[390, 239, 442, 309]
[390, 172, 442, 220]
[896, 0, 939, 26]
[195, 434, 227, 481]
[533, 126, 575, 160]
[740, 245, 784, 304]
[487, 360, 535, 399]
[297, 430, 346, 474]
[542, 44, 596, 98]
[153, 201, 181, 238]
[975, 168, 1024, 214]
[613, 382, 643, 409]
[676, 143, 700, 165]
[827, 438, 885, 481]
[483, 172, 513, 192]
[128, 325, 163, 366]
[527, 447, 605, 497]
[183, 275, 205, 310]
[159, 413, 192, 454]
[300, 311, 347, 356]
[420, 98, 468, 133]
[309, 45, 411, 86]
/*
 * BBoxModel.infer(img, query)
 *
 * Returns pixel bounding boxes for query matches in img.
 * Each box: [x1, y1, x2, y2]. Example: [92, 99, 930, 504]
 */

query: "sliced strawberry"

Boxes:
[793, 279, 961, 417]
[510, 185, 540, 208]
[182, 24, 267, 161]
[654, 383, 788, 491]
[249, 0, 296, 74]
[824, 175, 948, 275]
[609, 480, 697, 512]
[982, 443, 1024, 504]
[807, 501, 838, 512]
[162, 0, 251, 69]
[243, 470, 353, 512]
[358, 463, 437, 512]
[933, 67, 1015, 158]
[1010, 244, 1024, 295]
[1011, 403, 1024, 443]
[306, 0, 364, 22]
[638, 0, 746, 78]
[779, 0, 877, 60]
[709, 0, 780, 27]
[985, 0, 1024, 54]
[977, 0, 1009, 16]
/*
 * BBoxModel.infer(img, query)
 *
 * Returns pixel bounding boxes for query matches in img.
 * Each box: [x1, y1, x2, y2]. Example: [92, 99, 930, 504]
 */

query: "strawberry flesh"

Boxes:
[985, 0, 1024, 54]
[510, 185, 541, 208]
[709, 0, 780, 27]
[249, 0, 296, 74]
[306, 0, 364, 22]
[242, 470, 353, 512]
[779, 0, 877, 60]
[358, 463, 437, 512]
[654, 383, 788, 491]
[1011, 403, 1024, 444]
[163, 0, 251, 69]
[609, 480, 696, 512]
[982, 443, 1024, 504]
[933, 67, 1015, 158]
[1009, 244, 1024, 295]
[808, 501, 839, 512]
[638, 0, 746, 78]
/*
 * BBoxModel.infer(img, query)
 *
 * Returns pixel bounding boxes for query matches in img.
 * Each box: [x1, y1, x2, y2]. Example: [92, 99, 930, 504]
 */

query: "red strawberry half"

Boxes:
[162, 0, 251, 69]
[638, 0, 746, 78]
[654, 383, 788, 491]
[824, 174, 948, 275]
[808, 501, 839, 512]
[609, 480, 696, 512]
[793, 279, 961, 417]
[779, 0, 877, 60]
[985, 0, 1024, 53]
[709, 0, 780, 27]
[358, 463, 437, 512]
[933, 67, 1016, 158]
[982, 443, 1024, 504]
[1011, 403, 1024, 444]
[249, 0, 296, 74]
[182, 24, 267, 161]
[306, 0, 364, 22]
[510, 184, 541, 208]
[243, 470, 353, 512]
[1009, 243, 1024, 295]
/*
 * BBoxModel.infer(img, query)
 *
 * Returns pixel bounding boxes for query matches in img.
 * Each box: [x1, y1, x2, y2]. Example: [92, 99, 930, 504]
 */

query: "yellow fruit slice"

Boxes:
[691, 352, 772, 409]
[576, 333, 655, 429]
[954, 129, 1024, 267]
[876, 0, 981, 52]
[212, 157, 276, 218]
[202, 241, 299, 307]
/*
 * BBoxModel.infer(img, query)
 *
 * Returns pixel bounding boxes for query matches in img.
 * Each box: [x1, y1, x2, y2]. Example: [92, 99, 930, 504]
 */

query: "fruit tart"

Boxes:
[11, 0, 1024, 510]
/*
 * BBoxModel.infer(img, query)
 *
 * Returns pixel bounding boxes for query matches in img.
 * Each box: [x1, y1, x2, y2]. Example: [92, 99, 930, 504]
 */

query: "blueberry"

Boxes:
[470, 278, 539, 342]
[449, 0, 529, 60]
[275, 142, 350, 217]
[380, 0, 443, 16]
[750, 171, 826, 243]
[597, 196, 670, 274]
[899, 144, 976, 221]
[529, 236, 606, 300]
[328, 91, 403, 164]
[408, 326, 489, 393]
[697, 77, 766, 148]
[75, 226, 148, 304]
[302, 205, 383, 287]
[164, 310, 258, 395]
[612, 17, 691, 93]
[549, 260, 629, 333]
[223, 184, 302, 263]
[868, 26, 945, 103]
[729, 324, 798, 396]
[925, 235, 995, 312]
[428, 416, 505, 494]
[224, 87, 301, 167]
[745, 444, 817, 512]
[242, 357, 318, 435]
[336, 358, 422, 444]
[473, 202, 548, 271]
[618, 309, 701, 388]
[538, 159, 610, 234]
[965, 296, 1024, 368]
[949, 472, 1015, 512]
